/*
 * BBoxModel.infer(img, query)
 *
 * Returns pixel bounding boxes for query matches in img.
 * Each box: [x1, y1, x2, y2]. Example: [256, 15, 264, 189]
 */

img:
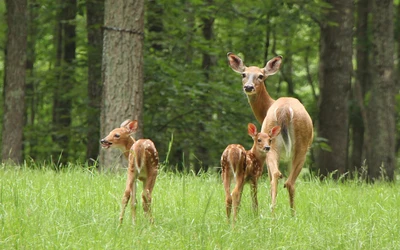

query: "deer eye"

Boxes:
[114, 134, 120, 138]
[242, 73, 246, 78]
[258, 74, 264, 80]
[257, 138, 261, 142]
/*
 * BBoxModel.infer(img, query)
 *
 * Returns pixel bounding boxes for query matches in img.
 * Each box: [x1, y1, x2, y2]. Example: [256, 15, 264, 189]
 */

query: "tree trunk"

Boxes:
[25, 0, 39, 159]
[195, 0, 215, 173]
[1, 0, 28, 164]
[147, 0, 164, 52]
[350, 0, 370, 177]
[100, 0, 145, 169]
[86, 0, 104, 165]
[52, 0, 77, 166]
[316, 0, 354, 179]
[366, 0, 395, 181]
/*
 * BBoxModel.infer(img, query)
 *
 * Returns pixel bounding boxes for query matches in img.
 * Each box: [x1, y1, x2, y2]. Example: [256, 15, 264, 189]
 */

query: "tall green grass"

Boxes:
[1, 165, 399, 249]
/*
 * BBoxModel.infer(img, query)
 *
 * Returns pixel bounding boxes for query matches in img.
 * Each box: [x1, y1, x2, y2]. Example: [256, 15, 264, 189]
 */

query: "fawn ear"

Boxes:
[247, 123, 258, 138]
[227, 52, 246, 73]
[268, 126, 281, 138]
[264, 56, 282, 76]
[126, 120, 138, 133]
[120, 119, 131, 128]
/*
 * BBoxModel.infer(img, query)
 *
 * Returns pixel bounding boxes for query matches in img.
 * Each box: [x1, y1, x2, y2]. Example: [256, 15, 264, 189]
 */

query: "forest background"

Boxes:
[1, 0, 400, 181]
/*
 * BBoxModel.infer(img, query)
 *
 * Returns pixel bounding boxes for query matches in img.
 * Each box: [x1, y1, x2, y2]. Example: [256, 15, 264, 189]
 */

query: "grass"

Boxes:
[1, 164, 400, 249]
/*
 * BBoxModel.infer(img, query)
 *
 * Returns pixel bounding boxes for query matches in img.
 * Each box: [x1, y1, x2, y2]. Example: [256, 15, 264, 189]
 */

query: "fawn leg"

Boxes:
[250, 179, 258, 215]
[232, 174, 245, 222]
[142, 168, 157, 223]
[222, 170, 232, 221]
[267, 150, 281, 213]
[120, 169, 136, 224]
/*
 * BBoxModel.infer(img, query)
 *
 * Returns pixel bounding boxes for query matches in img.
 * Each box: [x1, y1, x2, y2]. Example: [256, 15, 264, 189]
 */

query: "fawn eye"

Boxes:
[114, 134, 120, 138]
[242, 73, 246, 78]
[257, 138, 261, 142]
[258, 74, 264, 80]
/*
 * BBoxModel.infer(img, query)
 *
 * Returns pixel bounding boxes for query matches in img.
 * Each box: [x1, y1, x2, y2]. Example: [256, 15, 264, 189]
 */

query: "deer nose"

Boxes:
[264, 146, 271, 152]
[100, 139, 106, 144]
[244, 85, 254, 92]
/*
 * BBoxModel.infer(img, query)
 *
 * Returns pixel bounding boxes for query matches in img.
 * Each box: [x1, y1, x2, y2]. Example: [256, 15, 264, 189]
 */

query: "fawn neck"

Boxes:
[247, 84, 275, 124]
[250, 145, 267, 165]
[122, 136, 136, 159]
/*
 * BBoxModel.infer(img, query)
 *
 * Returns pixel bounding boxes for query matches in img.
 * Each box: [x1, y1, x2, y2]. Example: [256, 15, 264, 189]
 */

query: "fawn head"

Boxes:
[100, 119, 138, 150]
[227, 52, 282, 95]
[248, 123, 281, 153]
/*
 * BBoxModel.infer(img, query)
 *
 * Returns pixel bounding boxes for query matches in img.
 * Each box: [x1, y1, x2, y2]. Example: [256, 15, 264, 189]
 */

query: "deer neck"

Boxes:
[247, 84, 275, 124]
[250, 147, 267, 166]
[123, 136, 136, 159]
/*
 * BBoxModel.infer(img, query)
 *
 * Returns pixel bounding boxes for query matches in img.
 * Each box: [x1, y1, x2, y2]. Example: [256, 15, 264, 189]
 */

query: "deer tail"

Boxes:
[275, 106, 293, 157]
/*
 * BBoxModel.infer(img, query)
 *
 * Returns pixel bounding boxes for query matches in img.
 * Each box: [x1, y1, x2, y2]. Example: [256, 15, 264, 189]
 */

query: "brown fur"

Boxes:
[221, 123, 280, 224]
[228, 53, 313, 215]
[100, 120, 158, 224]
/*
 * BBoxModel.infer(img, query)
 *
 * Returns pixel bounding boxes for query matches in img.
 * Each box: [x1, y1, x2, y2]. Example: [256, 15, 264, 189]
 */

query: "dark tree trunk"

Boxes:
[316, 0, 354, 179]
[195, 0, 215, 173]
[52, 0, 77, 166]
[86, 0, 104, 165]
[395, 2, 400, 154]
[366, 0, 395, 181]
[25, 0, 39, 159]
[147, 0, 164, 52]
[2, 0, 28, 164]
[350, 0, 370, 177]
[264, 12, 271, 64]
[100, 0, 145, 169]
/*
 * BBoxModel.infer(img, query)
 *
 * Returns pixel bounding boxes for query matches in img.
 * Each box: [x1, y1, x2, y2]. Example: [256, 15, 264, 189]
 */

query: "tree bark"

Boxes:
[25, 0, 39, 159]
[366, 0, 395, 181]
[52, 0, 77, 166]
[86, 0, 104, 165]
[350, 0, 370, 176]
[195, 0, 215, 173]
[100, 0, 145, 169]
[316, 0, 354, 179]
[147, 0, 164, 52]
[2, 0, 28, 164]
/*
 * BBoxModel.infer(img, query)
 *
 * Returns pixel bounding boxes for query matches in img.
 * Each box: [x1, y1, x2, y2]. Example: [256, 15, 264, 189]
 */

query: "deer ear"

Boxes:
[247, 123, 258, 137]
[120, 119, 131, 127]
[126, 120, 138, 133]
[227, 52, 246, 73]
[269, 126, 281, 138]
[264, 56, 282, 76]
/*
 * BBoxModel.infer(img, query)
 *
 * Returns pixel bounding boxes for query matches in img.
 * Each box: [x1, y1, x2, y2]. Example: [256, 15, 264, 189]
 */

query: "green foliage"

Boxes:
[143, 0, 321, 171]
[1, 165, 400, 249]
[7, 0, 399, 174]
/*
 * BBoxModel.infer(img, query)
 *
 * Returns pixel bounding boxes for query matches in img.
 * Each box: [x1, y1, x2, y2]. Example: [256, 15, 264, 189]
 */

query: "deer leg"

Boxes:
[284, 150, 307, 216]
[130, 175, 138, 224]
[232, 174, 245, 222]
[250, 179, 258, 215]
[267, 150, 281, 213]
[222, 170, 232, 221]
[142, 168, 157, 223]
[120, 169, 136, 224]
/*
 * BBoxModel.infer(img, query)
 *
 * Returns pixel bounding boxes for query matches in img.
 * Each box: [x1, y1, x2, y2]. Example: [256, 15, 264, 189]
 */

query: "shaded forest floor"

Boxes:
[1, 165, 399, 249]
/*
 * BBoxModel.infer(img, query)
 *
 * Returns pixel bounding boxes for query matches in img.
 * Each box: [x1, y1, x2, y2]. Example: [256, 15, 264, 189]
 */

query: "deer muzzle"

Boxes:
[100, 139, 112, 148]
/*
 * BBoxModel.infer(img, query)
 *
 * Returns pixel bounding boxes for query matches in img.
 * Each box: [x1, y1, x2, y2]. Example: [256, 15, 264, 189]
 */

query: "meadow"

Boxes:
[1, 164, 399, 249]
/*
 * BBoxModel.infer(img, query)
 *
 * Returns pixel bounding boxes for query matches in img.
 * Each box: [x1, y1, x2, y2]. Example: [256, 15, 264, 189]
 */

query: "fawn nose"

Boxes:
[100, 139, 106, 144]
[244, 85, 254, 92]
[264, 146, 271, 152]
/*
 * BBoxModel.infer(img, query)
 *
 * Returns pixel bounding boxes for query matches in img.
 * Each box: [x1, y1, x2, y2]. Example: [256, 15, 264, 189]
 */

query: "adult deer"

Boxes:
[227, 53, 313, 214]
[221, 123, 281, 223]
[100, 119, 158, 224]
